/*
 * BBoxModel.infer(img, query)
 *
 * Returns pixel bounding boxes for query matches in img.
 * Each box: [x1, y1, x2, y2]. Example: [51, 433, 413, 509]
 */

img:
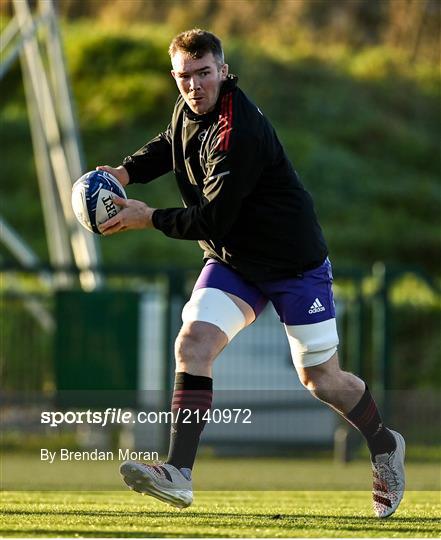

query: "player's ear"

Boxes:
[170, 70, 176, 80]
[220, 63, 229, 80]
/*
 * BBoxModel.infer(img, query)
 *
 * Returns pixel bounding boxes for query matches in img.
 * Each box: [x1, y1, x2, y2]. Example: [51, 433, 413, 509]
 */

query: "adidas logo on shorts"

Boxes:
[308, 298, 325, 314]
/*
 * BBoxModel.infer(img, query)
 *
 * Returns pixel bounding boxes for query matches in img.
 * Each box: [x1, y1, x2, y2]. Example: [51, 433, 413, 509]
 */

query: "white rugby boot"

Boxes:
[120, 461, 193, 509]
[371, 430, 406, 518]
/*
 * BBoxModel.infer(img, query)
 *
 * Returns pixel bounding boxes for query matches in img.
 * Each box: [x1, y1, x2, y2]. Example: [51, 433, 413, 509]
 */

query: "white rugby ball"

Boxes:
[71, 170, 127, 234]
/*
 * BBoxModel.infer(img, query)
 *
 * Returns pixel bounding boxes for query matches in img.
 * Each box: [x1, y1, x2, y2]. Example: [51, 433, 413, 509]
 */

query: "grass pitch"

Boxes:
[1, 456, 440, 537]
[1, 490, 440, 538]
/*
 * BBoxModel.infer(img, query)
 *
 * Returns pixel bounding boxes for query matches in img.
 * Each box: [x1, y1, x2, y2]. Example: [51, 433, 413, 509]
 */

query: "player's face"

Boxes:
[171, 51, 228, 115]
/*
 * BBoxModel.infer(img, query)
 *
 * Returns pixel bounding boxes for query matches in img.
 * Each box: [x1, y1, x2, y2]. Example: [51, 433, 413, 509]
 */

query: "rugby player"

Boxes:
[97, 29, 405, 518]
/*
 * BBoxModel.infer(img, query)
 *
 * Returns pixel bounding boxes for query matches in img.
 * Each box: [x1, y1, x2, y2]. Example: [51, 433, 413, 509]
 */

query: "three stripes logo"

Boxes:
[308, 298, 325, 314]
[217, 93, 233, 152]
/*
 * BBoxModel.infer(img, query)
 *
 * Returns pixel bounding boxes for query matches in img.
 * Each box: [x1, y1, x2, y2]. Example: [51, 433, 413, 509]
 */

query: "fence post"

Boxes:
[161, 268, 186, 451]
[335, 276, 366, 463]
[372, 262, 392, 421]
[348, 278, 365, 380]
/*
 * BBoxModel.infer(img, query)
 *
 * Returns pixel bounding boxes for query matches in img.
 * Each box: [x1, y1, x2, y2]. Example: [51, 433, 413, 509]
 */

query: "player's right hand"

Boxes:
[98, 196, 156, 235]
[96, 165, 130, 187]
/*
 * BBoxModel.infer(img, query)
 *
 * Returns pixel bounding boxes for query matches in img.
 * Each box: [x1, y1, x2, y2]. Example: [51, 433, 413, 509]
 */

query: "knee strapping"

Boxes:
[182, 287, 246, 342]
[285, 318, 339, 368]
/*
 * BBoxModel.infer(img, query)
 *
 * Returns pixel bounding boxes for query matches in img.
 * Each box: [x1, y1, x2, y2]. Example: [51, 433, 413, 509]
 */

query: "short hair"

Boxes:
[168, 29, 225, 67]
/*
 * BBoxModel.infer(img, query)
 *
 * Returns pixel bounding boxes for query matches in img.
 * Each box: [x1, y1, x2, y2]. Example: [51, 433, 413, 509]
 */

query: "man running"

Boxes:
[97, 28, 405, 518]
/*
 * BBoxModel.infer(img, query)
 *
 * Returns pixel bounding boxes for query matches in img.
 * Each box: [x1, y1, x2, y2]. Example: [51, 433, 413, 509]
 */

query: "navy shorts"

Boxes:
[191, 258, 339, 368]
[193, 258, 336, 325]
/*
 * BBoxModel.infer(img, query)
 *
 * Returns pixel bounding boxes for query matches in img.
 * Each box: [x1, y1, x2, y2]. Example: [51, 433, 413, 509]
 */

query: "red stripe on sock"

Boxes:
[172, 391, 212, 400]
[173, 390, 213, 396]
[172, 400, 212, 410]
[173, 392, 213, 400]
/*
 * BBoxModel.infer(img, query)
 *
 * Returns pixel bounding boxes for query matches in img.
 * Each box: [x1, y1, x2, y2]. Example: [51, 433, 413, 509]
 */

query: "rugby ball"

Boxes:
[71, 170, 127, 234]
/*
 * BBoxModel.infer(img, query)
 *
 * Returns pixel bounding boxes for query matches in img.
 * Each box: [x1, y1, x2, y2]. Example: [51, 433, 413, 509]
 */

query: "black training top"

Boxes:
[122, 75, 328, 281]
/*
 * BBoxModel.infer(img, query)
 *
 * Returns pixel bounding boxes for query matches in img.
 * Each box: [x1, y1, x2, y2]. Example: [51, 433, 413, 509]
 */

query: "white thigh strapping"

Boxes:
[181, 287, 246, 342]
[285, 318, 339, 368]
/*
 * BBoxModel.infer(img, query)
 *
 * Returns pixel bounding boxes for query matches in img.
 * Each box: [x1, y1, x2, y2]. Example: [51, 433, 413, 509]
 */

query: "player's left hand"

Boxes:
[99, 196, 156, 235]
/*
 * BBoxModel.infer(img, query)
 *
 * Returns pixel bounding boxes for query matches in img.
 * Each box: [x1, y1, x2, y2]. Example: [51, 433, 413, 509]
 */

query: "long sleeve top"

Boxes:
[122, 75, 328, 281]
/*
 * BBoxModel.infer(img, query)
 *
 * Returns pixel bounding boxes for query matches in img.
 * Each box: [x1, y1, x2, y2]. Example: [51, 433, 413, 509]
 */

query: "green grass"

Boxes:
[2, 454, 440, 491]
[1, 490, 440, 538]
[1, 456, 440, 537]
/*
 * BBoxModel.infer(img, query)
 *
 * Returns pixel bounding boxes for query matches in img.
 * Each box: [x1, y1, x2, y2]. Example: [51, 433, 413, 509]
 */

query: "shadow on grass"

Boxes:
[1, 509, 440, 536]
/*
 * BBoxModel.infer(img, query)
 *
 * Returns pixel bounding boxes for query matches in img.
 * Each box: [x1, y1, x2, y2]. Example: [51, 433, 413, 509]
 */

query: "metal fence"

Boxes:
[1, 263, 440, 453]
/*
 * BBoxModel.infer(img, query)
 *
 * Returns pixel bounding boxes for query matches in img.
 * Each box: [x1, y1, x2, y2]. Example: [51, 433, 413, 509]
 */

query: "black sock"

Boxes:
[345, 384, 396, 458]
[166, 372, 213, 471]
